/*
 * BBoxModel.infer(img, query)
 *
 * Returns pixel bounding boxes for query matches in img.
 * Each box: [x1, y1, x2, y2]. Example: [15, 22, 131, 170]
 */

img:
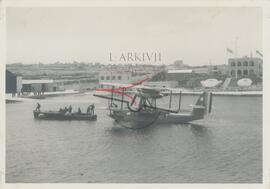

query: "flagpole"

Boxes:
[226, 49, 228, 66]
[235, 37, 238, 79]
[226, 50, 229, 77]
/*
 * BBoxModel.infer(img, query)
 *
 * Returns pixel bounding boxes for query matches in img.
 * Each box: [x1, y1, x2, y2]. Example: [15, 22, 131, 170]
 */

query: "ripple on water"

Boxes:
[6, 94, 262, 183]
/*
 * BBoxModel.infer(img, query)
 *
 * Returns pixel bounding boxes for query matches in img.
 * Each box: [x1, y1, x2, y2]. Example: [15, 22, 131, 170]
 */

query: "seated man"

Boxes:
[64, 107, 68, 113]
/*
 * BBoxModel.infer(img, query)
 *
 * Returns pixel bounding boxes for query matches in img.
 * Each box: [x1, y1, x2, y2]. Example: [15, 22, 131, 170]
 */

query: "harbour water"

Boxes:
[6, 93, 262, 183]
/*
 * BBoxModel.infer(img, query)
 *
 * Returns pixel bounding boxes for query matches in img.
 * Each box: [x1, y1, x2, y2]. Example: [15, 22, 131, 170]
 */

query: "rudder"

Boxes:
[195, 92, 212, 115]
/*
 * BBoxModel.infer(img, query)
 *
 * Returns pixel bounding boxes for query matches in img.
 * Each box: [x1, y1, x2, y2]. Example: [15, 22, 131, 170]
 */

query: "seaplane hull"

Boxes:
[109, 109, 160, 128]
[109, 106, 206, 129]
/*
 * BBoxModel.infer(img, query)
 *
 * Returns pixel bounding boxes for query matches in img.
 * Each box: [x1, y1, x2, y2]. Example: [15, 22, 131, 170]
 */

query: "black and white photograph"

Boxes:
[2, 1, 269, 187]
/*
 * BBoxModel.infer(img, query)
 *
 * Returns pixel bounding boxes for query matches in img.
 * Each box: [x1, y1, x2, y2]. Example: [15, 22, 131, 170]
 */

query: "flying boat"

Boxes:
[94, 81, 213, 129]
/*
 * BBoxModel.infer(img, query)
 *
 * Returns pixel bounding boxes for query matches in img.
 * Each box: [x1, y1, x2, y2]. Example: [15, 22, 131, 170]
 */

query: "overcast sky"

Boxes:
[6, 7, 262, 66]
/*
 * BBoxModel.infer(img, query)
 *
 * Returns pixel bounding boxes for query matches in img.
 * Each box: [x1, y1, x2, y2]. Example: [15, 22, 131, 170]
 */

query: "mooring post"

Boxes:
[121, 88, 124, 110]
[169, 90, 172, 110]
[178, 91, 182, 112]
[111, 86, 114, 107]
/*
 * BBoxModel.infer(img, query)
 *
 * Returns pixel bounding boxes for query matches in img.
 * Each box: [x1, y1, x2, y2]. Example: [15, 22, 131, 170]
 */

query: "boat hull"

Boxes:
[110, 109, 203, 129]
[33, 110, 97, 121]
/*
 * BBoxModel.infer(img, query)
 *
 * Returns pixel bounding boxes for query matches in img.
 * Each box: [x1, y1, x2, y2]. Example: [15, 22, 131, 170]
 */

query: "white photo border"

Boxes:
[0, 0, 269, 189]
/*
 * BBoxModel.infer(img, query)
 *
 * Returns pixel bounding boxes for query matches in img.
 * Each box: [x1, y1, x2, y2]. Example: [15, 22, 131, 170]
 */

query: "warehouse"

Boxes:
[22, 79, 56, 93]
[6, 70, 22, 94]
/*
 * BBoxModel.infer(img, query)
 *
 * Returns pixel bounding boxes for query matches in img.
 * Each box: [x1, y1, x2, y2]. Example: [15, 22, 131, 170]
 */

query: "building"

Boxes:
[99, 71, 132, 84]
[22, 79, 57, 92]
[6, 70, 22, 94]
[166, 69, 199, 81]
[192, 67, 209, 74]
[207, 64, 228, 75]
[98, 70, 147, 85]
[164, 69, 215, 88]
[145, 81, 178, 88]
[228, 57, 262, 78]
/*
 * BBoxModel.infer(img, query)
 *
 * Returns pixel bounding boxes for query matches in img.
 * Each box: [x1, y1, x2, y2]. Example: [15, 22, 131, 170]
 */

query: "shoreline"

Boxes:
[6, 90, 262, 103]
[181, 91, 262, 96]
[5, 90, 80, 103]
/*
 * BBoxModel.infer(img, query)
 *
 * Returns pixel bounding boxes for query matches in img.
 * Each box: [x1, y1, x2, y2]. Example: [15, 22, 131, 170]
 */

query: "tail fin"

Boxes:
[195, 92, 213, 115]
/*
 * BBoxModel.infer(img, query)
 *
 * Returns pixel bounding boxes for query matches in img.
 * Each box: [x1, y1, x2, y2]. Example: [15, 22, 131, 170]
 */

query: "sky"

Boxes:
[6, 7, 262, 66]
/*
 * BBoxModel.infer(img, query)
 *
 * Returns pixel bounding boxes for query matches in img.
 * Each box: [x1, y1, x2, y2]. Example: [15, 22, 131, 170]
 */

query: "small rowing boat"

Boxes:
[33, 110, 97, 121]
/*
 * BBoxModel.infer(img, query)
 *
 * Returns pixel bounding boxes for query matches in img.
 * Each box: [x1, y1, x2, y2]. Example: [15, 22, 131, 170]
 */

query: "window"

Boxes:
[112, 76, 116, 80]
[243, 70, 248, 75]
[106, 76, 110, 80]
[243, 61, 248, 66]
[237, 62, 242, 66]
[231, 70, 235, 76]
[249, 61, 254, 66]
[250, 69, 254, 75]
[101, 76, 104, 80]
[237, 70, 242, 76]
[118, 76, 122, 80]
[231, 62, 235, 66]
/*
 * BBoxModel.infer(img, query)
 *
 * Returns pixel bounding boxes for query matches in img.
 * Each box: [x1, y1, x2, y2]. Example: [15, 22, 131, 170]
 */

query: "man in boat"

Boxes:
[68, 105, 72, 113]
[64, 106, 68, 113]
[87, 105, 91, 114]
[36, 103, 41, 112]
[77, 107, 82, 114]
[90, 104, 95, 115]
[59, 108, 64, 113]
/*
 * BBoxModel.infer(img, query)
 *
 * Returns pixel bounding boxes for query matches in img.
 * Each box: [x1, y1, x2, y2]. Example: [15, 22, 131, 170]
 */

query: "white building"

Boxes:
[98, 70, 147, 86]
[228, 57, 262, 78]
[99, 71, 131, 84]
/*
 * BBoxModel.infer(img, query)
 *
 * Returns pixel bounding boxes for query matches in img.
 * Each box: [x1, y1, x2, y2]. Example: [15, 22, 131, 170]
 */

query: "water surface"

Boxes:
[6, 94, 262, 183]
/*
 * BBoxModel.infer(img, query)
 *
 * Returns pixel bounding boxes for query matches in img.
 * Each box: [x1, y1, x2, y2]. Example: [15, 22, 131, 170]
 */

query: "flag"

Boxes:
[256, 50, 263, 57]
[226, 48, 234, 54]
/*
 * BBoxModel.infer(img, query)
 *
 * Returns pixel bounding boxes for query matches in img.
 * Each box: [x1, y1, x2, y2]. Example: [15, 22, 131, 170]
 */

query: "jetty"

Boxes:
[6, 90, 80, 103]
[163, 90, 262, 96]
